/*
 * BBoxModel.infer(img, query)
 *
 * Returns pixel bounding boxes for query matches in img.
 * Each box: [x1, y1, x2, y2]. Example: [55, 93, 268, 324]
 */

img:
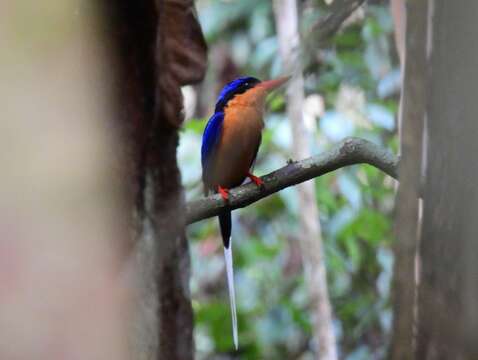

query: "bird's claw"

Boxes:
[217, 186, 230, 201]
[247, 172, 264, 187]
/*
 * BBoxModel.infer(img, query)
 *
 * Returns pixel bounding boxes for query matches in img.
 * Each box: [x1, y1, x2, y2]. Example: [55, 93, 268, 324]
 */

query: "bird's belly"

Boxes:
[210, 108, 263, 188]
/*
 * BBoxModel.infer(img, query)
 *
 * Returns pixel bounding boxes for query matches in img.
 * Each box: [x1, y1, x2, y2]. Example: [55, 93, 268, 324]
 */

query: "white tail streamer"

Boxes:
[224, 240, 238, 350]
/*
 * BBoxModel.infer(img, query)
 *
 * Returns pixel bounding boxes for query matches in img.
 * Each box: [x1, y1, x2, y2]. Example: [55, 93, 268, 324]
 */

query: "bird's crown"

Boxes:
[215, 76, 261, 112]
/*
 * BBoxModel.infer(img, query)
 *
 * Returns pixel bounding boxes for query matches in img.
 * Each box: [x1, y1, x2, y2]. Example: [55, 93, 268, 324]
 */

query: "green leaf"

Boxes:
[184, 118, 207, 135]
[340, 208, 391, 246]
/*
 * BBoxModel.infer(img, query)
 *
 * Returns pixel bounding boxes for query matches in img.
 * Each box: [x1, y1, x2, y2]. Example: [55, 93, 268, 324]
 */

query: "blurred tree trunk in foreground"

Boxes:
[105, 1, 207, 359]
[0, 1, 131, 359]
[0, 1, 206, 360]
[391, 0, 478, 358]
[273, 1, 338, 359]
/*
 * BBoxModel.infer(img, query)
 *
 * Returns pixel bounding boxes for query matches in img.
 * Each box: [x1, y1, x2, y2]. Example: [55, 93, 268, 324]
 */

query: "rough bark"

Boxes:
[186, 137, 398, 224]
[389, 1, 427, 359]
[274, 1, 338, 358]
[104, 1, 206, 359]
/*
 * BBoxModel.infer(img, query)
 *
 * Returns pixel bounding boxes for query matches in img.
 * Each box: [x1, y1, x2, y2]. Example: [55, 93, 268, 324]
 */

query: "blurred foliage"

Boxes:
[179, 0, 399, 359]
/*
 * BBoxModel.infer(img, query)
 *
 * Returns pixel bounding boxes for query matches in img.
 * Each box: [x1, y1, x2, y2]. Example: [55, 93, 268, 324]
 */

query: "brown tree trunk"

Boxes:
[105, 1, 207, 359]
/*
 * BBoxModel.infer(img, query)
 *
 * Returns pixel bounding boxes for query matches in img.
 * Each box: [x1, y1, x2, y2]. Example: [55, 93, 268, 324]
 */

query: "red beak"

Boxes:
[257, 76, 291, 92]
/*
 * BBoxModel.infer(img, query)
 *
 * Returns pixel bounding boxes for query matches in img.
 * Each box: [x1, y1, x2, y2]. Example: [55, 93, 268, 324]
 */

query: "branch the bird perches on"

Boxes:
[185, 137, 399, 225]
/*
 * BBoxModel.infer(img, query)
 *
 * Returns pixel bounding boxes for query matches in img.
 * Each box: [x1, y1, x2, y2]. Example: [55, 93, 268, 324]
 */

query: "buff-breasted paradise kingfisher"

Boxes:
[201, 75, 289, 349]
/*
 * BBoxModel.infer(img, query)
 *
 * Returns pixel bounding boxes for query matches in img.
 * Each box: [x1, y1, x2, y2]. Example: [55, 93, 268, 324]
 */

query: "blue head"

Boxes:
[214, 76, 261, 112]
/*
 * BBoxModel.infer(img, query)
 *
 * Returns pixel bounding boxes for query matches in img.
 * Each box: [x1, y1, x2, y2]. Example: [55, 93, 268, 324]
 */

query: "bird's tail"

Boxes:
[219, 210, 238, 350]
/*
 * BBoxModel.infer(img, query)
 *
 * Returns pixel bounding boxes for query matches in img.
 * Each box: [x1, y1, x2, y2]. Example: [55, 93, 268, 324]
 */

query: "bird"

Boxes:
[201, 75, 289, 349]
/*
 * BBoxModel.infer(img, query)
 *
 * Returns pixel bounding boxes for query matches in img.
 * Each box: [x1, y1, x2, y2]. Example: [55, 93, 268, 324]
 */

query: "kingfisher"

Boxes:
[201, 75, 289, 349]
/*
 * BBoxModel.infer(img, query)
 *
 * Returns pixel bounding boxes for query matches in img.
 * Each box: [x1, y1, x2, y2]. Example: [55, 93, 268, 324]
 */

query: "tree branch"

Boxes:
[186, 137, 398, 225]
[313, 0, 367, 43]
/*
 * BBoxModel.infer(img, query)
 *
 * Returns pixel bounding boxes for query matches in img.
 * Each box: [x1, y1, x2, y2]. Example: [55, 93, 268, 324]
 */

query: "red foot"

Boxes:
[247, 172, 264, 186]
[217, 186, 230, 201]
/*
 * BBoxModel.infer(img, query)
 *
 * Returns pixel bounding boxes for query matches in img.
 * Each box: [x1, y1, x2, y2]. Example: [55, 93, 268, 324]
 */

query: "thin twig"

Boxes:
[185, 137, 398, 225]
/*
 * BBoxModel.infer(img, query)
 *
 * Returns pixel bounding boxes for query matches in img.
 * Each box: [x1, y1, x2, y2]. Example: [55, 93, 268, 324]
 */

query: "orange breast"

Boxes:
[209, 102, 264, 189]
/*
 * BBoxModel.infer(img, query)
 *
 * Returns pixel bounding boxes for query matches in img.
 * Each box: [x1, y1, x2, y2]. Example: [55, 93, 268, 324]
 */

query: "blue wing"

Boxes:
[201, 111, 224, 188]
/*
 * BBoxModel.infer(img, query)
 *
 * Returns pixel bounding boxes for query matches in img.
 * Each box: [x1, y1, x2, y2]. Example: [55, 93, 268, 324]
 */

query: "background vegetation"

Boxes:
[179, 1, 399, 358]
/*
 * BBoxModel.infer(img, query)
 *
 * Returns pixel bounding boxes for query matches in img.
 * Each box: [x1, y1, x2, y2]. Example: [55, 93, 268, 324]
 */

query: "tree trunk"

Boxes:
[417, 1, 478, 358]
[105, 1, 207, 359]
[0, 2, 131, 359]
[389, 1, 427, 359]
[390, 0, 405, 64]
[273, 1, 338, 359]
[391, 0, 478, 358]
